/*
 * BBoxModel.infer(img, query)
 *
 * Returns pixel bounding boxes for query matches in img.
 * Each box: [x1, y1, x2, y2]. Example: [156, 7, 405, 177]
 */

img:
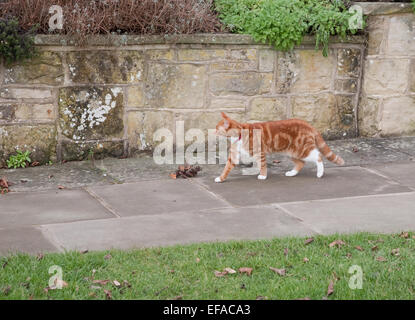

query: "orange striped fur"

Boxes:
[215, 112, 344, 182]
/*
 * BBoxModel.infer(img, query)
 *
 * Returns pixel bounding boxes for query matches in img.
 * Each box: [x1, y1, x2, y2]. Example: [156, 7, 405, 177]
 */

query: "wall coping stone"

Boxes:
[34, 33, 366, 47]
[353, 2, 413, 15]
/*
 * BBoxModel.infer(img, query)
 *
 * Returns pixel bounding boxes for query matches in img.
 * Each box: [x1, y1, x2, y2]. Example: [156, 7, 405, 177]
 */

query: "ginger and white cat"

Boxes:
[215, 112, 344, 183]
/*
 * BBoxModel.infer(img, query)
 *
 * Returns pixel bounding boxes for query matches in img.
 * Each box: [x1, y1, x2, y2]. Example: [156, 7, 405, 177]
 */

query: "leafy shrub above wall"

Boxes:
[0, 18, 37, 65]
[215, 0, 358, 56]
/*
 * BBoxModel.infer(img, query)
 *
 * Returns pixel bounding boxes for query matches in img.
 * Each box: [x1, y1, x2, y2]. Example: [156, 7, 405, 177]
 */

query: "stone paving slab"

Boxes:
[40, 206, 314, 251]
[368, 162, 415, 189]
[279, 192, 415, 235]
[0, 189, 114, 228]
[0, 160, 115, 192]
[88, 179, 230, 217]
[197, 166, 411, 207]
[0, 227, 59, 255]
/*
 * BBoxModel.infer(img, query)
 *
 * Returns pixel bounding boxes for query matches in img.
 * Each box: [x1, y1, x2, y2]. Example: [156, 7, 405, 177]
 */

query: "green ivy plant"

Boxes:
[6, 150, 32, 169]
[215, 0, 358, 56]
[0, 18, 37, 66]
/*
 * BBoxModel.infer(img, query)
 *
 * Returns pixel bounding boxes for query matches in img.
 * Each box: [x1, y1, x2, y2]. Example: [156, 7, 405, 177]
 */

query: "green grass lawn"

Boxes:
[1, 232, 415, 300]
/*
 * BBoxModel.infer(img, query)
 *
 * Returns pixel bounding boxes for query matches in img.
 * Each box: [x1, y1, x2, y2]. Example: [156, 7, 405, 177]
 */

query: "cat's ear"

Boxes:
[221, 112, 229, 119]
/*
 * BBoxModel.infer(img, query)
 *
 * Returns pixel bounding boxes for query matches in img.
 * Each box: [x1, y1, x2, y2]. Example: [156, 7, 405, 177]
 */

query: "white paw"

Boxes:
[285, 170, 298, 177]
[317, 170, 324, 178]
[257, 175, 267, 180]
[215, 177, 223, 183]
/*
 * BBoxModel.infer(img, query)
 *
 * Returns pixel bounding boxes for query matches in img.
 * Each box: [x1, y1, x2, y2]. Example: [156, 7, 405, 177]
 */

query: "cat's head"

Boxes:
[215, 112, 242, 137]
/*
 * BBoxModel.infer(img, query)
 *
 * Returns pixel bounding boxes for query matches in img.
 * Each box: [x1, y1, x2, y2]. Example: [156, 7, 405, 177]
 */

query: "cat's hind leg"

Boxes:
[285, 158, 305, 177]
[303, 148, 324, 178]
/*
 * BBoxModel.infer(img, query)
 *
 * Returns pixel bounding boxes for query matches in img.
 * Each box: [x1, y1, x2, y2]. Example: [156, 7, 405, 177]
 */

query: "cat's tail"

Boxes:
[315, 133, 345, 165]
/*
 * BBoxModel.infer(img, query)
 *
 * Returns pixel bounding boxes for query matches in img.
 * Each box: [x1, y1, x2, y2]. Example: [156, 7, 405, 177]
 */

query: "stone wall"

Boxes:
[0, 34, 365, 165]
[0, 2, 414, 166]
[359, 2, 415, 136]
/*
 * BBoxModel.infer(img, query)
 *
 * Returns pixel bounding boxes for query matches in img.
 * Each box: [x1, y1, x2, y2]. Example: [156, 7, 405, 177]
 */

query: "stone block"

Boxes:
[4, 51, 63, 85]
[67, 51, 144, 84]
[380, 96, 415, 136]
[247, 97, 288, 122]
[60, 140, 124, 161]
[337, 48, 361, 78]
[0, 104, 16, 121]
[335, 79, 358, 93]
[178, 49, 226, 61]
[386, 14, 415, 56]
[0, 88, 53, 100]
[358, 95, 381, 137]
[210, 72, 271, 96]
[145, 63, 206, 108]
[276, 50, 334, 93]
[127, 110, 175, 152]
[292, 93, 355, 139]
[59, 87, 124, 141]
[126, 86, 144, 107]
[366, 15, 386, 55]
[0, 124, 56, 166]
[364, 59, 409, 95]
[259, 49, 275, 72]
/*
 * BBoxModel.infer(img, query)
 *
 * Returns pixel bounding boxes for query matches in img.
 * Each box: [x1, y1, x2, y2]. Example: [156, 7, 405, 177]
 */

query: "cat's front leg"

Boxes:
[215, 156, 235, 183]
[256, 152, 267, 180]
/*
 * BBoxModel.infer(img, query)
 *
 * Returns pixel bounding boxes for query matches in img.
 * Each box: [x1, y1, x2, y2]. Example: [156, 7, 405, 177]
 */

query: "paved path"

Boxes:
[1, 137, 415, 255]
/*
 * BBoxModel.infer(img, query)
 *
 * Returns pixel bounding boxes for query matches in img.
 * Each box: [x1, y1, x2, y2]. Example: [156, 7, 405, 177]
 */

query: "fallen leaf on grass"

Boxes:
[303, 257, 309, 263]
[355, 246, 364, 251]
[104, 289, 112, 300]
[224, 267, 236, 274]
[391, 248, 400, 256]
[371, 245, 378, 251]
[327, 280, 335, 296]
[214, 270, 228, 277]
[376, 256, 387, 262]
[239, 267, 253, 276]
[269, 267, 286, 276]
[304, 238, 314, 245]
[2, 286, 11, 295]
[399, 232, 409, 239]
[329, 240, 346, 248]
[45, 279, 68, 292]
[113, 280, 121, 288]
[92, 279, 110, 285]
[172, 295, 183, 300]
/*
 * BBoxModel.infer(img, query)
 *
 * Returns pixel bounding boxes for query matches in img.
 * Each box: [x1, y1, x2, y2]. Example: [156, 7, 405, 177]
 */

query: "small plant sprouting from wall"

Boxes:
[215, 0, 358, 57]
[0, 18, 37, 65]
[6, 150, 32, 169]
